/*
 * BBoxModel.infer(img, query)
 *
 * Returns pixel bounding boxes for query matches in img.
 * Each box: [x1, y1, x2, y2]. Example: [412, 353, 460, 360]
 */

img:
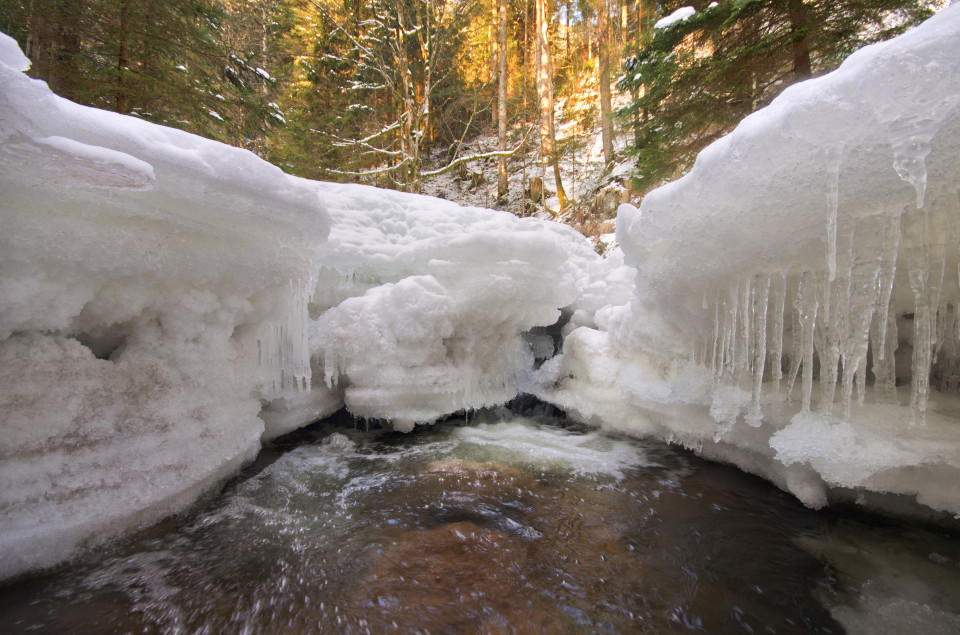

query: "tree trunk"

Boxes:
[497, 0, 508, 198]
[491, 0, 498, 126]
[116, 0, 129, 114]
[535, 0, 567, 209]
[597, 0, 614, 167]
[787, 0, 812, 79]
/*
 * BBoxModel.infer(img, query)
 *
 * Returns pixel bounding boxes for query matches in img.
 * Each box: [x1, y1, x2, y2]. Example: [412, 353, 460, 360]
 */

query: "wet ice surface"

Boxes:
[1, 415, 958, 633]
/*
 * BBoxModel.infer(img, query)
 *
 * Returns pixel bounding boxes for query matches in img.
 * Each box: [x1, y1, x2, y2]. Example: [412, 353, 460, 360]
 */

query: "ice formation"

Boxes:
[306, 182, 608, 432]
[531, 5, 960, 516]
[0, 32, 335, 579]
[4, 2, 960, 585]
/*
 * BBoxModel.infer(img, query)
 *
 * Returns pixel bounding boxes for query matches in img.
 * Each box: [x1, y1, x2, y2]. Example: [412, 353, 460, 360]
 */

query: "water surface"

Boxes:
[2, 414, 959, 633]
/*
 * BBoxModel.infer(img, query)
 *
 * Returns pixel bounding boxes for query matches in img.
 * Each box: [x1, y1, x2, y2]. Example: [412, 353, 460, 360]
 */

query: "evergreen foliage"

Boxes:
[0, 0, 947, 210]
[0, 0, 281, 145]
[618, 0, 937, 193]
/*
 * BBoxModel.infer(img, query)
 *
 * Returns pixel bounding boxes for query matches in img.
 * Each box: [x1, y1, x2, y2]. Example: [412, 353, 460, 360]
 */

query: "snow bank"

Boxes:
[0, 30, 610, 578]
[305, 182, 605, 431]
[531, 6, 960, 516]
[0, 32, 330, 579]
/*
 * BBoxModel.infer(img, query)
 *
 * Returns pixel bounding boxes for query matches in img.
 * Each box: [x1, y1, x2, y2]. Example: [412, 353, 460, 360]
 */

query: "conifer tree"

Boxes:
[619, 0, 937, 193]
[0, 0, 280, 145]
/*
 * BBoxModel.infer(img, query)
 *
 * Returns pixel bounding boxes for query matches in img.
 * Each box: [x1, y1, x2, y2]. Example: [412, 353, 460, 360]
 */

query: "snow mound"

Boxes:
[0, 33, 330, 580]
[654, 6, 696, 30]
[309, 182, 600, 430]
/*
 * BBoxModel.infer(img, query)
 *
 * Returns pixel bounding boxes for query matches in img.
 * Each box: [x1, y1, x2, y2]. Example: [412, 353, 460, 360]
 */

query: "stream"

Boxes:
[2, 411, 960, 633]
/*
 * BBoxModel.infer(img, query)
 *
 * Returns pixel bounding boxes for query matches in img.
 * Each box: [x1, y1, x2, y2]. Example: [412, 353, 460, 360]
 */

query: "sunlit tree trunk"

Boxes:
[535, 0, 567, 209]
[497, 0, 508, 198]
[597, 0, 614, 167]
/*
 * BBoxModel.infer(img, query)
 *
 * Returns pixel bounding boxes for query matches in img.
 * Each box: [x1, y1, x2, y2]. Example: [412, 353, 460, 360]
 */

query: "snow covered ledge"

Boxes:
[532, 5, 960, 518]
[0, 34, 330, 580]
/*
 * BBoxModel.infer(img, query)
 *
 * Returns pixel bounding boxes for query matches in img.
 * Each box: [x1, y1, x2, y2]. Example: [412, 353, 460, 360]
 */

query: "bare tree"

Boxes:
[535, 0, 567, 210]
[597, 0, 615, 167]
[497, 0, 508, 198]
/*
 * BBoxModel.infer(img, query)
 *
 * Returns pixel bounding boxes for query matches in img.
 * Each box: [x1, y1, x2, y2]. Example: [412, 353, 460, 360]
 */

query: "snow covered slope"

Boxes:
[532, 5, 960, 516]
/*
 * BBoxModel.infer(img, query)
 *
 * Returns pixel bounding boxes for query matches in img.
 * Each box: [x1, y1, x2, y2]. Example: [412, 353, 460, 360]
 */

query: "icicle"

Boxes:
[870, 311, 899, 402]
[746, 274, 770, 427]
[840, 219, 883, 419]
[815, 274, 841, 415]
[259, 279, 313, 397]
[875, 211, 902, 359]
[855, 356, 868, 407]
[795, 272, 820, 413]
[723, 284, 739, 379]
[785, 280, 803, 401]
[739, 277, 753, 378]
[903, 208, 933, 424]
[769, 272, 786, 395]
[711, 292, 720, 376]
[825, 146, 843, 281]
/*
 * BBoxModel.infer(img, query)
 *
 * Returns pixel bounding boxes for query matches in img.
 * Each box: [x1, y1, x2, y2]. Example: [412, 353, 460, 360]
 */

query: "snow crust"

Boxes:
[0, 31, 333, 579]
[531, 6, 960, 517]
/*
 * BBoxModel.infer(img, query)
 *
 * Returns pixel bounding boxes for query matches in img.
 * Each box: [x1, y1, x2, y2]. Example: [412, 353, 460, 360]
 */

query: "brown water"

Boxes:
[2, 414, 960, 633]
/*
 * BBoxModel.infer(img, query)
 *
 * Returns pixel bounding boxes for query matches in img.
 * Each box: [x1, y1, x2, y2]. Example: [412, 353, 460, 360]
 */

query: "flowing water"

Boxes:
[2, 412, 960, 634]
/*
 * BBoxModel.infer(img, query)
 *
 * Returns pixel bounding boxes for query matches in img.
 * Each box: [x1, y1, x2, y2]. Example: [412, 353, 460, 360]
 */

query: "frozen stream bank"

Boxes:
[2, 5, 960, 583]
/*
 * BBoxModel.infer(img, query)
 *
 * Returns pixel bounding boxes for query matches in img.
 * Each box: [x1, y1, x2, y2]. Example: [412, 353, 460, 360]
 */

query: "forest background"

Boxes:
[0, 0, 941, 239]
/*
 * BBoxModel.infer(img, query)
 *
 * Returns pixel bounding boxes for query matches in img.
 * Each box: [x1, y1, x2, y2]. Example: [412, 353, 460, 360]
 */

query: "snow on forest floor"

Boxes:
[420, 89, 635, 252]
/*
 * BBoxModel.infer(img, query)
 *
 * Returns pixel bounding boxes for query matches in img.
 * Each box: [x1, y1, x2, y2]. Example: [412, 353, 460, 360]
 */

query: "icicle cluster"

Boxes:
[259, 280, 313, 396]
[695, 197, 960, 426]
[627, 6, 960, 431]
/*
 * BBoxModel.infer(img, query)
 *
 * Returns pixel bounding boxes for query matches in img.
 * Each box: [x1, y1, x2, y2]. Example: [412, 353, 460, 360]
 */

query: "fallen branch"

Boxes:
[421, 139, 526, 178]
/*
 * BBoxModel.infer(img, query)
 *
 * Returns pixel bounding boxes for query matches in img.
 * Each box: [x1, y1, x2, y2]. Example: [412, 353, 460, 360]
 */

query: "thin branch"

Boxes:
[325, 156, 413, 177]
[421, 140, 526, 178]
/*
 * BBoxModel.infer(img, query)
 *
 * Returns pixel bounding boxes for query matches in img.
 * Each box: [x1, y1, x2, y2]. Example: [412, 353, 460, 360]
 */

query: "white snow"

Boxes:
[654, 6, 696, 30]
[0, 31, 330, 580]
[530, 6, 960, 517]
[307, 182, 600, 431]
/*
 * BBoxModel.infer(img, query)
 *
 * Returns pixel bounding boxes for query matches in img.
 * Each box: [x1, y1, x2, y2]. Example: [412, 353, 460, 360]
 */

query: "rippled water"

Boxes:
[2, 413, 960, 633]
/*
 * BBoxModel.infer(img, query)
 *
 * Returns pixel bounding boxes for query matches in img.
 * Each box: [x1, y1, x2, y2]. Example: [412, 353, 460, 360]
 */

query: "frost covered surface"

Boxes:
[532, 6, 960, 516]
[0, 33, 330, 579]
